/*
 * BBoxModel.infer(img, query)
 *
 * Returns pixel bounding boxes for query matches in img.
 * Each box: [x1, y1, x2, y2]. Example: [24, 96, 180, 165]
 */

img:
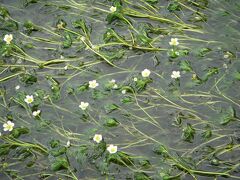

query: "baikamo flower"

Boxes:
[32, 110, 41, 117]
[169, 38, 179, 46]
[79, 102, 89, 110]
[93, 134, 102, 143]
[171, 71, 181, 79]
[24, 95, 34, 104]
[110, 6, 117, 13]
[3, 121, 15, 132]
[141, 69, 151, 78]
[66, 140, 71, 147]
[89, 80, 99, 89]
[107, 144, 118, 154]
[4, 34, 13, 45]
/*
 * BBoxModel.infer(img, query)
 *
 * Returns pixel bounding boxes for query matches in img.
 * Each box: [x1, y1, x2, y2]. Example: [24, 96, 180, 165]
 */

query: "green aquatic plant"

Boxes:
[0, 0, 240, 179]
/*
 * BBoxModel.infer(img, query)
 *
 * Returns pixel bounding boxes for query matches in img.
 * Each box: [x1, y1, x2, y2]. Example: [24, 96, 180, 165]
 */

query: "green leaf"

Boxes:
[104, 104, 119, 113]
[104, 118, 119, 127]
[179, 60, 192, 72]
[134, 172, 151, 180]
[23, 20, 39, 35]
[72, 19, 91, 38]
[62, 33, 72, 48]
[50, 147, 67, 157]
[167, 2, 181, 12]
[197, 47, 211, 57]
[182, 124, 195, 142]
[0, 6, 9, 18]
[0, 19, 18, 31]
[202, 67, 218, 82]
[152, 144, 168, 156]
[20, 73, 37, 85]
[135, 78, 152, 92]
[234, 71, 240, 80]
[107, 152, 134, 166]
[49, 139, 60, 148]
[51, 157, 69, 171]
[10, 127, 30, 138]
[219, 106, 236, 125]
[76, 83, 89, 93]
[101, 49, 125, 62]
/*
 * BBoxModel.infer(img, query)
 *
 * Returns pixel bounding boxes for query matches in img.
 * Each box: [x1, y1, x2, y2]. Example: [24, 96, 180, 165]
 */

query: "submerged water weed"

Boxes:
[0, 0, 240, 179]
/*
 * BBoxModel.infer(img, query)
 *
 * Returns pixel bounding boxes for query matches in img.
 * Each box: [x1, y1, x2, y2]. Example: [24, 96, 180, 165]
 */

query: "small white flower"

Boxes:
[93, 134, 102, 143]
[0, 132, 1, 136]
[89, 80, 99, 89]
[66, 140, 71, 147]
[110, 79, 116, 84]
[107, 144, 118, 154]
[121, 89, 126, 94]
[4, 34, 13, 45]
[60, 55, 64, 59]
[223, 63, 228, 69]
[223, 54, 229, 59]
[64, 65, 68, 70]
[171, 71, 181, 79]
[110, 6, 117, 13]
[141, 69, 151, 78]
[15, 85, 20, 90]
[24, 95, 34, 104]
[79, 101, 89, 110]
[113, 84, 118, 89]
[169, 38, 179, 46]
[133, 77, 138, 82]
[32, 110, 41, 117]
[3, 121, 15, 132]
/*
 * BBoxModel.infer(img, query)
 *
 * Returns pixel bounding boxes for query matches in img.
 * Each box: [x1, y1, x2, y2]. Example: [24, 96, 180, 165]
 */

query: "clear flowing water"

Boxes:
[0, 0, 240, 179]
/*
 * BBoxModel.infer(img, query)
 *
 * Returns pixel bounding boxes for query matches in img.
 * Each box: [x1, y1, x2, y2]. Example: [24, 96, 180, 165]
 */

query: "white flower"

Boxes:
[113, 84, 118, 89]
[89, 80, 99, 89]
[110, 79, 116, 84]
[66, 140, 71, 147]
[107, 144, 118, 154]
[223, 63, 228, 69]
[223, 54, 229, 59]
[93, 134, 102, 143]
[141, 69, 151, 78]
[79, 102, 89, 110]
[15, 85, 20, 90]
[24, 95, 34, 104]
[121, 89, 126, 94]
[64, 65, 68, 70]
[60, 55, 64, 59]
[4, 34, 13, 45]
[169, 38, 179, 46]
[3, 121, 15, 131]
[133, 77, 138, 82]
[0, 132, 1, 136]
[171, 71, 181, 79]
[110, 6, 117, 13]
[32, 110, 41, 117]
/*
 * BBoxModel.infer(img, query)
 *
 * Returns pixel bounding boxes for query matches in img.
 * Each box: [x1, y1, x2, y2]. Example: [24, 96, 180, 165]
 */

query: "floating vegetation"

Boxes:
[0, 0, 240, 179]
